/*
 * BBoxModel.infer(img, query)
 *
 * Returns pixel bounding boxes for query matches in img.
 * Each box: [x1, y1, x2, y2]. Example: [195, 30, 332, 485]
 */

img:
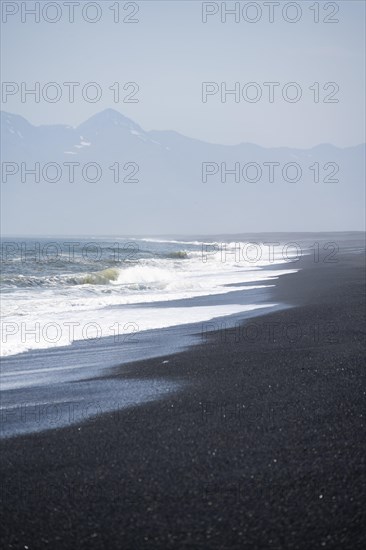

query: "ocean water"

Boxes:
[1, 236, 299, 357]
[0, 236, 299, 437]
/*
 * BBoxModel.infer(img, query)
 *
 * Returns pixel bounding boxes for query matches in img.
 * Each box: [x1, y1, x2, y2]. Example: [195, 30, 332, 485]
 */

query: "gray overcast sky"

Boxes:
[1, 0, 365, 148]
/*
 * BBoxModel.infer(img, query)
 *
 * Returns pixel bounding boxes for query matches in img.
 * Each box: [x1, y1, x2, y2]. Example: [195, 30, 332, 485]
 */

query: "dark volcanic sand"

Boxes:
[1, 250, 365, 549]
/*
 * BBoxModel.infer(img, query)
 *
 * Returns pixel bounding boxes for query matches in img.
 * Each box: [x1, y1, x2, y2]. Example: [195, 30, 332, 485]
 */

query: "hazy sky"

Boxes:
[1, 0, 365, 147]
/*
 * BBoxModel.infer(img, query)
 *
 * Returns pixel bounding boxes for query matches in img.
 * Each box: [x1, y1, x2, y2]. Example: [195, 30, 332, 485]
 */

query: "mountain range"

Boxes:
[1, 109, 365, 235]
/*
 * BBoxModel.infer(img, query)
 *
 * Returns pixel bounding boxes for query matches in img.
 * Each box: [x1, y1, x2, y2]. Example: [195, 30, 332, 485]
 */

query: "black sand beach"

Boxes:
[1, 248, 365, 549]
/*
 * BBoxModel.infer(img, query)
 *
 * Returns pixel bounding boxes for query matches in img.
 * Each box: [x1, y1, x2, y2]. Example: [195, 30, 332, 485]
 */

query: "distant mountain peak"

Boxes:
[1, 110, 32, 126]
[89, 107, 129, 121]
[77, 108, 143, 133]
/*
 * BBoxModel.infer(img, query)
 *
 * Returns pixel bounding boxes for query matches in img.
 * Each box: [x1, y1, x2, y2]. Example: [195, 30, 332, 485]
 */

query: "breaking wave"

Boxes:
[1, 265, 179, 290]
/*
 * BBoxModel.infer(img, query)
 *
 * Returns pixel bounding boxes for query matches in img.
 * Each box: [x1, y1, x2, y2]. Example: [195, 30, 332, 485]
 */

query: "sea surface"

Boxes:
[1, 235, 300, 437]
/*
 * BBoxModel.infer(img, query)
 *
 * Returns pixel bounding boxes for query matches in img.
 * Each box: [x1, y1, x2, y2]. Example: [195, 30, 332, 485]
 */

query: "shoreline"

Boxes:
[1, 246, 365, 549]
[1, 250, 300, 438]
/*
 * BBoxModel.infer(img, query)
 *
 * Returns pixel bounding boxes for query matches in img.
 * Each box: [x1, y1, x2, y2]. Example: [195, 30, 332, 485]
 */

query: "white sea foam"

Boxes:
[0, 238, 299, 356]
